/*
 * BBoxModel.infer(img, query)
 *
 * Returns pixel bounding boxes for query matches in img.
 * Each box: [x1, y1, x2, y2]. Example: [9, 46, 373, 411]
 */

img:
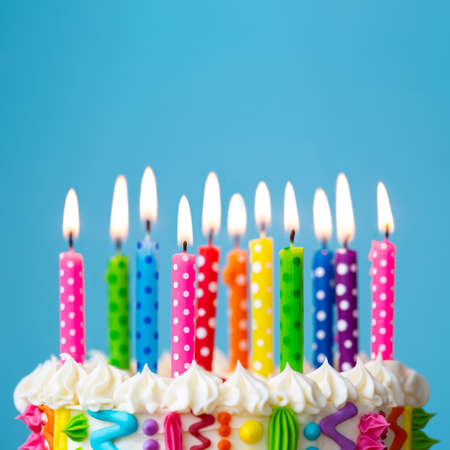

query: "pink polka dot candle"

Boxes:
[60, 189, 85, 363]
[370, 182, 396, 360]
[171, 195, 196, 378]
[195, 172, 221, 371]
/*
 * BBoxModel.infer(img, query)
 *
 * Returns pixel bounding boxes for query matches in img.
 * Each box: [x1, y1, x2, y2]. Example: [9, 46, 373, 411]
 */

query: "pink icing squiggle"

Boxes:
[189, 414, 215, 450]
[19, 432, 46, 450]
[357, 435, 386, 450]
[164, 412, 183, 450]
[16, 404, 43, 433]
[359, 413, 389, 440]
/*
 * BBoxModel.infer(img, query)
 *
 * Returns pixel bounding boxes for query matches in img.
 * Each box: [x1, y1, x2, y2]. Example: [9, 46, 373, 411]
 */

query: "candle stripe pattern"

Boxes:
[369, 239, 396, 360]
[312, 248, 335, 368]
[59, 250, 85, 363]
[106, 255, 130, 369]
[279, 245, 304, 373]
[195, 245, 219, 371]
[249, 237, 274, 377]
[223, 248, 249, 370]
[171, 253, 196, 378]
[136, 238, 159, 372]
[335, 248, 358, 371]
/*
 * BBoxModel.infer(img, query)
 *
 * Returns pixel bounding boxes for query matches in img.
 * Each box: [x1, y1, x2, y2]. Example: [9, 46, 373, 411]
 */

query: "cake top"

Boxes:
[14, 352, 429, 416]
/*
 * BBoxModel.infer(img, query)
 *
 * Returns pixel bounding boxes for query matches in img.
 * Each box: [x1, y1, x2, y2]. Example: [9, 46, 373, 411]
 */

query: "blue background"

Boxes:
[2, 1, 448, 446]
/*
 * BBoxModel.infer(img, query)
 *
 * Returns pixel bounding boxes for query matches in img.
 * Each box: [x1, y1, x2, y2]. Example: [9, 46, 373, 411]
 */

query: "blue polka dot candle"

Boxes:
[312, 188, 335, 368]
[136, 167, 159, 372]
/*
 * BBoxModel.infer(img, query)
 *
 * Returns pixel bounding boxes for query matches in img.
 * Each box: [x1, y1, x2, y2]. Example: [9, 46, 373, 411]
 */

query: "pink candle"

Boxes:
[171, 195, 196, 378]
[370, 182, 396, 360]
[195, 172, 221, 371]
[60, 189, 85, 363]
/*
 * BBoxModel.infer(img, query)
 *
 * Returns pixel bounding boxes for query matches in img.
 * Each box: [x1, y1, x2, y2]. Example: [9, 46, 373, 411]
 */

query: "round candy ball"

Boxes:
[303, 422, 321, 441]
[143, 440, 160, 450]
[239, 420, 264, 444]
[142, 418, 158, 436]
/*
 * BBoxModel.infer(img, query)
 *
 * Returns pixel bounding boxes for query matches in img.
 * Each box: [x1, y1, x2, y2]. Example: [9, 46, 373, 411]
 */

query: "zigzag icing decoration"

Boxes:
[188, 413, 215, 450]
[16, 404, 46, 450]
[164, 412, 183, 450]
[39, 405, 54, 450]
[319, 402, 358, 450]
[19, 432, 47, 450]
[386, 407, 407, 450]
[87, 409, 138, 449]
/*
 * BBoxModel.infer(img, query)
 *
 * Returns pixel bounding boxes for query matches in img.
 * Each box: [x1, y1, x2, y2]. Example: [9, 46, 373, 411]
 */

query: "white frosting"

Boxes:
[77, 359, 128, 411]
[218, 361, 271, 415]
[114, 365, 170, 413]
[42, 354, 85, 410]
[308, 359, 358, 408]
[365, 356, 405, 406]
[162, 361, 221, 415]
[342, 358, 388, 406]
[268, 363, 326, 414]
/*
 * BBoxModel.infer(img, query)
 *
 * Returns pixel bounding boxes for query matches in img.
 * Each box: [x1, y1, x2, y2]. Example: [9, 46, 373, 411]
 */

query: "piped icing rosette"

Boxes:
[218, 361, 271, 415]
[403, 365, 430, 407]
[162, 361, 221, 415]
[308, 359, 358, 408]
[114, 365, 170, 413]
[268, 363, 326, 414]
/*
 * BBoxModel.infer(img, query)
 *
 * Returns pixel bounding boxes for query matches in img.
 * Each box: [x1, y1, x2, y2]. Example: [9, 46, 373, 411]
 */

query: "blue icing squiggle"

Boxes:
[88, 409, 138, 450]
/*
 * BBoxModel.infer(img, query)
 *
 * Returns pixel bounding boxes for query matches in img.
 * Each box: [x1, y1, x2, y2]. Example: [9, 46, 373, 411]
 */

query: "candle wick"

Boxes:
[116, 239, 122, 253]
[208, 231, 213, 246]
[260, 223, 266, 238]
[234, 236, 240, 249]
[289, 229, 295, 244]
[183, 240, 187, 252]
[68, 232, 74, 250]
[385, 224, 389, 240]
[146, 220, 151, 235]
[343, 236, 349, 249]
[321, 238, 328, 249]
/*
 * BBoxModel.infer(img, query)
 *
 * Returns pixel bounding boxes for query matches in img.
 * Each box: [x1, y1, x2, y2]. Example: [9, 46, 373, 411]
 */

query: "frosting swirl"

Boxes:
[403, 366, 430, 407]
[218, 362, 271, 415]
[162, 361, 221, 414]
[307, 359, 358, 408]
[268, 363, 326, 414]
[342, 358, 389, 406]
[114, 365, 170, 413]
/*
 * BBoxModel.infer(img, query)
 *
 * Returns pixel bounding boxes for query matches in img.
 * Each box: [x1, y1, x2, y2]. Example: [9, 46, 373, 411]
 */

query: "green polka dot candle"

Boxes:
[280, 182, 304, 373]
[107, 175, 130, 370]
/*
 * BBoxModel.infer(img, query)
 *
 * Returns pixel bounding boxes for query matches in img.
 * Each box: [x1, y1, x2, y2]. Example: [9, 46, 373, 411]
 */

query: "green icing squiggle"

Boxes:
[62, 413, 89, 442]
[411, 430, 439, 449]
[268, 406, 299, 450]
[412, 408, 435, 431]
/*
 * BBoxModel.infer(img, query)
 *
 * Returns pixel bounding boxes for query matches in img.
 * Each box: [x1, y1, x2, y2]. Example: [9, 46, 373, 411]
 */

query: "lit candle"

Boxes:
[136, 167, 159, 372]
[60, 189, 85, 363]
[171, 195, 196, 377]
[279, 182, 303, 372]
[335, 173, 358, 371]
[369, 182, 396, 360]
[106, 175, 130, 370]
[312, 188, 335, 368]
[195, 172, 221, 371]
[223, 193, 249, 370]
[249, 181, 274, 377]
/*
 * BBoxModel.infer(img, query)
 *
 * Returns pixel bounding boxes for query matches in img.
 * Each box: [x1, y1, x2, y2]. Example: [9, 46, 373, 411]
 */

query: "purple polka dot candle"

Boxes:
[335, 174, 358, 371]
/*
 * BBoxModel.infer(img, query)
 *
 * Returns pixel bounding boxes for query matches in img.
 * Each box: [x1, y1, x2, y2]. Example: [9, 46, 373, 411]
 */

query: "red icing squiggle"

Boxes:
[189, 414, 215, 450]
[387, 407, 407, 450]
[164, 412, 183, 450]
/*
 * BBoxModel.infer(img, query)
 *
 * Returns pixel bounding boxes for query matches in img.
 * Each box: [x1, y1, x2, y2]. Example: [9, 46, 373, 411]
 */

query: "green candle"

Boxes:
[280, 181, 303, 373]
[106, 254, 130, 369]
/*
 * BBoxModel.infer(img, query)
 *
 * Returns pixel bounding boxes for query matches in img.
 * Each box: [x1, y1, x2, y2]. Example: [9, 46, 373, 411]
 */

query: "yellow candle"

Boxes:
[249, 181, 274, 377]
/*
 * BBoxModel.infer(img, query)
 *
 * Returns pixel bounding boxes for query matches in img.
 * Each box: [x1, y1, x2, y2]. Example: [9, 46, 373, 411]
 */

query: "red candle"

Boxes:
[60, 189, 85, 363]
[171, 195, 196, 378]
[195, 172, 221, 371]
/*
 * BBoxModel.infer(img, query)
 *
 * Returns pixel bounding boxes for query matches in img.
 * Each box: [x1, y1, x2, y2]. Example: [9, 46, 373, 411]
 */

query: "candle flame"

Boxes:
[140, 166, 158, 223]
[227, 193, 247, 237]
[177, 195, 193, 246]
[377, 182, 394, 234]
[110, 175, 129, 241]
[336, 173, 355, 245]
[62, 188, 80, 239]
[254, 181, 271, 231]
[313, 188, 332, 242]
[283, 181, 300, 234]
[202, 172, 221, 236]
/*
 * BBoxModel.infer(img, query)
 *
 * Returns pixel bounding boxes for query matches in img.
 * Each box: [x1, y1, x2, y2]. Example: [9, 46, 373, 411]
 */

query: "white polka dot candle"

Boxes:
[172, 195, 196, 378]
[369, 182, 396, 360]
[136, 167, 159, 372]
[60, 189, 85, 363]
[312, 189, 335, 368]
[195, 173, 221, 371]
[335, 174, 358, 371]
[249, 182, 274, 377]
